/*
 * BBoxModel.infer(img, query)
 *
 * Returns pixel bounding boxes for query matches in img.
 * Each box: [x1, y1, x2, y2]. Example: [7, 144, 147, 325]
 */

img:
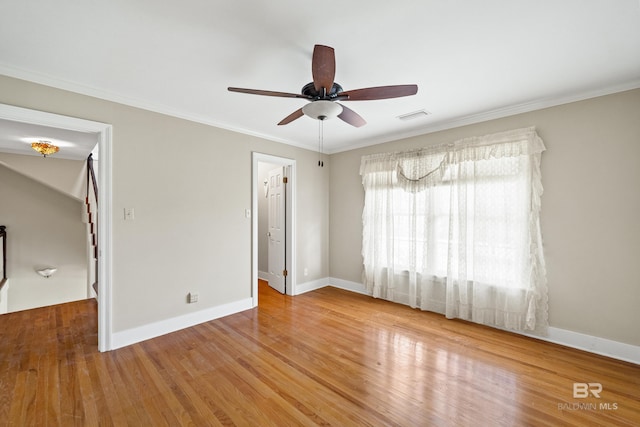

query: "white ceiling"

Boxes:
[0, 0, 639, 154]
[0, 118, 98, 160]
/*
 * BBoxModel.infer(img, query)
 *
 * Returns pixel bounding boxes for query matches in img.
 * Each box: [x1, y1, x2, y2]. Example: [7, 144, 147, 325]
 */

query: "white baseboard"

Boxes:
[295, 277, 329, 295]
[327, 277, 639, 365]
[111, 298, 253, 350]
[110, 276, 640, 365]
[522, 328, 640, 365]
[328, 277, 368, 295]
[258, 270, 270, 282]
[0, 281, 8, 314]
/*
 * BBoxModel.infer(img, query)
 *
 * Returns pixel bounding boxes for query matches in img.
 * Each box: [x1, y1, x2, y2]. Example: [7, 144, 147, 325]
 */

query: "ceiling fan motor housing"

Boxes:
[302, 82, 344, 100]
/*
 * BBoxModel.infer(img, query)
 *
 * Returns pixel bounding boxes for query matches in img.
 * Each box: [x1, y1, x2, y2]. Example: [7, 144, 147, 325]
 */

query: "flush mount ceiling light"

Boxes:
[36, 267, 57, 278]
[31, 140, 59, 157]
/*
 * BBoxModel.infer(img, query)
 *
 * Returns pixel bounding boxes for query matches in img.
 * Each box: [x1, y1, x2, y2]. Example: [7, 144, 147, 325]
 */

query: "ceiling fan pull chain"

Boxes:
[318, 119, 324, 167]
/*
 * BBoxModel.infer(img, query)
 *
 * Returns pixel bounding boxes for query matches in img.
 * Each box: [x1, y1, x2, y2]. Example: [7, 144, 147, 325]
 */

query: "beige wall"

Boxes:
[0, 74, 329, 333]
[0, 165, 87, 312]
[2, 73, 637, 348]
[329, 89, 640, 346]
[0, 152, 86, 201]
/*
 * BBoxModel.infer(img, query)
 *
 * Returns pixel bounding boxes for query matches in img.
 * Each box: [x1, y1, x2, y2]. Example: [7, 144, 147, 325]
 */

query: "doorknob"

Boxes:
[267, 232, 271, 237]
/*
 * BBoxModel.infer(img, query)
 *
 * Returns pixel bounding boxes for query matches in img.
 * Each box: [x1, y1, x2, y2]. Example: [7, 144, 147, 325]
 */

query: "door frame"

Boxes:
[252, 152, 296, 304]
[0, 103, 113, 352]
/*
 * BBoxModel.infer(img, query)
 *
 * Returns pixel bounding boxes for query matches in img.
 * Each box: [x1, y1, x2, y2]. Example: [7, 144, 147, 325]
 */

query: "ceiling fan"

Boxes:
[228, 45, 418, 128]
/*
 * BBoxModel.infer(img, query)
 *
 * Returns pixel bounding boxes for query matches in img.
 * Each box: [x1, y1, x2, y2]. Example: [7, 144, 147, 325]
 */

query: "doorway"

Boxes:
[252, 153, 296, 306]
[0, 103, 113, 352]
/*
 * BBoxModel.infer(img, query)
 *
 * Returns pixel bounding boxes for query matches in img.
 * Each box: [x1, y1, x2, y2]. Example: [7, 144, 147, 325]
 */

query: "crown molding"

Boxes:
[2, 63, 639, 156]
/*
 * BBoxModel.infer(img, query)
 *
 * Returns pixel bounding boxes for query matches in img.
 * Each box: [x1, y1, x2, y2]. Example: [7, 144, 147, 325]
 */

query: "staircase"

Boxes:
[86, 154, 98, 295]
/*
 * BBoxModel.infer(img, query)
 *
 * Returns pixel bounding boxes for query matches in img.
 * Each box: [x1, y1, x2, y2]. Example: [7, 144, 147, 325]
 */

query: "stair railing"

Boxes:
[87, 154, 98, 209]
[0, 225, 6, 290]
[86, 154, 98, 294]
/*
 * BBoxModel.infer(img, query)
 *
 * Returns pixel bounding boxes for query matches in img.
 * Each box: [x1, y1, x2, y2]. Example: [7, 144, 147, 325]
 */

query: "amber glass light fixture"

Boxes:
[31, 141, 59, 157]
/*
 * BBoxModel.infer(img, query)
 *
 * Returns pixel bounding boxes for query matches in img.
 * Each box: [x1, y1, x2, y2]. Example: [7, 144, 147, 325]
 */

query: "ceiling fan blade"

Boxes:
[312, 45, 336, 95]
[337, 103, 366, 127]
[228, 87, 310, 99]
[278, 108, 304, 125]
[338, 84, 418, 101]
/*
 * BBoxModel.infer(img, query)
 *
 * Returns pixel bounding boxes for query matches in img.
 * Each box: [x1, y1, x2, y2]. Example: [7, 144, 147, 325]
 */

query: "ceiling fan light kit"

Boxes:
[302, 100, 343, 121]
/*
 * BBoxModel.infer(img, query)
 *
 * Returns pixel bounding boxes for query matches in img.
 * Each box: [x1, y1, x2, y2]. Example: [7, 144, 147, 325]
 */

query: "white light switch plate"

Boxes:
[124, 208, 135, 220]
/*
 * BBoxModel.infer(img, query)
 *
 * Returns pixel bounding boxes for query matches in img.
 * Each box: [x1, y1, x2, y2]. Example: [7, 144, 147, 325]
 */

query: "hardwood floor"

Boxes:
[1, 281, 638, 426]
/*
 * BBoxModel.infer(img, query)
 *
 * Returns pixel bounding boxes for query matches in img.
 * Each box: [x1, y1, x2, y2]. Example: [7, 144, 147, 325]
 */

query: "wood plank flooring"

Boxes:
[1, 280, 638, 426]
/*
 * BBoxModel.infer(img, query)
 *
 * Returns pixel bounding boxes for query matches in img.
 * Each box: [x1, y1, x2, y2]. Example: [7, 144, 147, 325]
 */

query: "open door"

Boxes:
[252, 152, 296, 304]
[267, 166, 286, 294]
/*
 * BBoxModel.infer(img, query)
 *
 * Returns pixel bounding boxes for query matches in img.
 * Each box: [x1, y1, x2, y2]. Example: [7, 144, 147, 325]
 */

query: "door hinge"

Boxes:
[283, 177, 288, 184]
[283, 269, 288, 277]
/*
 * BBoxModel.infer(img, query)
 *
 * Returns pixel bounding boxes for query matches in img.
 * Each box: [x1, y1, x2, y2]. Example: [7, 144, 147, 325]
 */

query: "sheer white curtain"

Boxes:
[360, 127, 547, 332]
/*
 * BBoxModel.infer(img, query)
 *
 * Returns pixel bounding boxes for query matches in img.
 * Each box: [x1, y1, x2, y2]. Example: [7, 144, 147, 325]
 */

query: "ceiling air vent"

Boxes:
[396, 109, 431, 121]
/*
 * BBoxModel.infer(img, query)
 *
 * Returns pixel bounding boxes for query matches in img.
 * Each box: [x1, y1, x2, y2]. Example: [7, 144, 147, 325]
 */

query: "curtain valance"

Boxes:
[361, 127, 545, 192]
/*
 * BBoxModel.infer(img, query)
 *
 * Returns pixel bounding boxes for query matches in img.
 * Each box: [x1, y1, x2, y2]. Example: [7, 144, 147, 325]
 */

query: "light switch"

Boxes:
[124, 208, 135, 220]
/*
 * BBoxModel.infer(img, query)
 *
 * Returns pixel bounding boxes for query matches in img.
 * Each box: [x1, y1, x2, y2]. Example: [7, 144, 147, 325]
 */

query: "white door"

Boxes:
[267, 166, 286, 294]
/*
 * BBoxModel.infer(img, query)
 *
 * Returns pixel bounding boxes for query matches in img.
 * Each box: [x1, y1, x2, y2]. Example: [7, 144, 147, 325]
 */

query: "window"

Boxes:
[361, 127, 547, 332]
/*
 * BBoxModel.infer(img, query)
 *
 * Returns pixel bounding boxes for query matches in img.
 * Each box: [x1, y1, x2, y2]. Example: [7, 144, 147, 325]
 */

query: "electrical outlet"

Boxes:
[188, 292, 199, 303]
[304, 268, 308, 276]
